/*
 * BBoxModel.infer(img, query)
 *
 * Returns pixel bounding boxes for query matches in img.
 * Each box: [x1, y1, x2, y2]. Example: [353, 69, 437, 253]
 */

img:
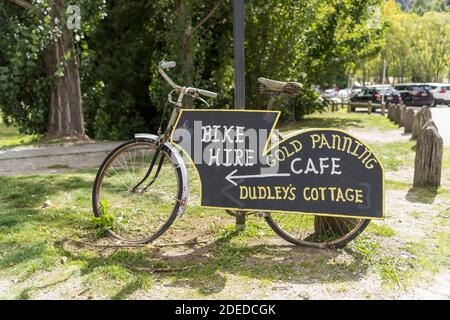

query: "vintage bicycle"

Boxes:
[92, 61, 370, 248]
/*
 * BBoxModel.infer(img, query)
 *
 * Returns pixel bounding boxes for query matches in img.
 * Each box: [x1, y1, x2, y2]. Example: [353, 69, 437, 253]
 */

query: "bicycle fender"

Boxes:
[134, 134, 189, 218]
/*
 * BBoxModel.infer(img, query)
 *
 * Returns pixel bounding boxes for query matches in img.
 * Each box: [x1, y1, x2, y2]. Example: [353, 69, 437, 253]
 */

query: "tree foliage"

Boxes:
[0, 0, 105, 135]
[0, 1, 54, 133]
[361, 0, 450, 84]
[1, 0, 384, 139]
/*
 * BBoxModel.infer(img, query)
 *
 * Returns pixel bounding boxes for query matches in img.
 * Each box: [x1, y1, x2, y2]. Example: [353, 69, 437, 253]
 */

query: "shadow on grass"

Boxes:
[350, 109, 384, 115]
[16, 269, 79, 299]
[0, 242, 48, 269]
[0, 174, 369, 299]
[0, 175, 93, 209]
[406, 187, 439, 204]
[53, 229, 369, 299]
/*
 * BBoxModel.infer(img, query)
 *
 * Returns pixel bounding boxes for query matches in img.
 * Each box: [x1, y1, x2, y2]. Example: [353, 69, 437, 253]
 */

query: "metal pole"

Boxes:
[233, 0, 246, 231]
[382, 59, 387, 105]
[233, 0, 245, 110]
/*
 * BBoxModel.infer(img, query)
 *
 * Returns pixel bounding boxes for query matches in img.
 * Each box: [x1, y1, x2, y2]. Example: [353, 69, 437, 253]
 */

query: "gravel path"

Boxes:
[0, 127, 408, 177]
[0, 107, 448, 177]
[431, 107, 450, 146]
[0, 141, 122, 176]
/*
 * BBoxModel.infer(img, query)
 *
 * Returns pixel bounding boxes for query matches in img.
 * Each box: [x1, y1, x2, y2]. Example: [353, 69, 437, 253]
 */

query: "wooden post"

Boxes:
[393, 104, 400, 124]
[412, 107, 432, 140]
[422, 119, 438, 131]
[368, 102, 372, 114]
[399, 105, 407, 127]
[381, 103, 386, 116]
[404, 109, 415, 133]
[388, 103, 394, 121]
[395, 104, 402, 124]
[392, 104, 397, 124]
[413, 122, 443, 188]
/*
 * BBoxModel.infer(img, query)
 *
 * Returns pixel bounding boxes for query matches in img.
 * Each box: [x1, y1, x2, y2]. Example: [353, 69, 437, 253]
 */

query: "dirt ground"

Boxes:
[1, 181, 447, 300]
[0, 120, 448, 300]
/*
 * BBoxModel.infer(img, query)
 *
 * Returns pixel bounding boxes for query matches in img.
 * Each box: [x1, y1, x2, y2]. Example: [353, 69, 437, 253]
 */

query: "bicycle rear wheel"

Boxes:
[92, 139, 182, 244]
[265, 213, 370, 248]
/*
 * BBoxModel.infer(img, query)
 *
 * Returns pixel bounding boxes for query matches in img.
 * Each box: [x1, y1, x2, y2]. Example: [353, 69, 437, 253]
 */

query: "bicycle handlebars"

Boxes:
[160, 61, 176, 70]
[158, 60, 218, 101]
[198, 89, 218, 99]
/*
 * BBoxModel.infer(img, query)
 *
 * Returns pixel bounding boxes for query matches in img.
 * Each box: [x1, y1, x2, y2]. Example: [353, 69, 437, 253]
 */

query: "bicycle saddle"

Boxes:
[258, 77, 302, 95]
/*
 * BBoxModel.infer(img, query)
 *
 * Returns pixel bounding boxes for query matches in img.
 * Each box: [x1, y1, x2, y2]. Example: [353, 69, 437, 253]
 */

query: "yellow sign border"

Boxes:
[170, 109, 385, 220]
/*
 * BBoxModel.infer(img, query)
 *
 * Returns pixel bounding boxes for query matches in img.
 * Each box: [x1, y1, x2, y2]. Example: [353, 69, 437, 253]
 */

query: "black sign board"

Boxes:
[171, 110, 384, 219]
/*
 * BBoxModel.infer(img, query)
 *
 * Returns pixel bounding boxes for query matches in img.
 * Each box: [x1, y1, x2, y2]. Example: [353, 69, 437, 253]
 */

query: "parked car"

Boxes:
[321, 88, 339, 100]
[350, 86, 363, 95]
[349, 85, 402, 109]
[426, 83, 450, 106]
[322, 87, 363, 104]
[393, 83, 435, 107]
[337, 88, 352, 103]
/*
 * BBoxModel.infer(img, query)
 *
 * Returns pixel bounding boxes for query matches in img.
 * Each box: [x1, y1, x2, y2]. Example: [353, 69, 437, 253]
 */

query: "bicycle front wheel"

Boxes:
[92, 139, 182, 244]
[266, 213, 370, 248]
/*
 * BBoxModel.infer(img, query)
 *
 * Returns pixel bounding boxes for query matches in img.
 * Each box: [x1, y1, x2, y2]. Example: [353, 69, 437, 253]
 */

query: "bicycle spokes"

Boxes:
[93, 141, 181, 243]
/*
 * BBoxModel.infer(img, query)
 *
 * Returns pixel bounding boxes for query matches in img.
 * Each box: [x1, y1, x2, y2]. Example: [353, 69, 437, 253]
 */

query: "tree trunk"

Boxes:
[175, 0, 194, 86]
[362, 60, 366, 86]
[45, 0, 86, 139]
[176, 0, 221, 86]
[182, 31, 195, 86]
[314, 216, 352, 237]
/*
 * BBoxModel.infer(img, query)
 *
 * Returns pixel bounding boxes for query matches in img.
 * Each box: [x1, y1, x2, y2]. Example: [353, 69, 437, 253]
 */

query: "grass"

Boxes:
[0, 118, 40, 149]
[408, 211, 422, 219]
[0, 172, 446, 298]
[366, 223, 396, 237]
[0, 172, 371, 298]
[346, 233, 448, 287]
[0, 109, 449, 299]
[372, 140, 416, 171]
[281, 108, 398, 132]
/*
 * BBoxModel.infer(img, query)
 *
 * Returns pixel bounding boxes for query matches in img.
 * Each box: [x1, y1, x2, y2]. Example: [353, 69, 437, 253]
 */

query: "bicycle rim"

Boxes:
[265, 213, 370, 248]
[92, 140, 181, 244]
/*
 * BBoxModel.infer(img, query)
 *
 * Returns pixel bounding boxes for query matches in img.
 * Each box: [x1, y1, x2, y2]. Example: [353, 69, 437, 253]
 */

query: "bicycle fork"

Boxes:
[132, 104, 181, 194]
[131, 144, 166, 194]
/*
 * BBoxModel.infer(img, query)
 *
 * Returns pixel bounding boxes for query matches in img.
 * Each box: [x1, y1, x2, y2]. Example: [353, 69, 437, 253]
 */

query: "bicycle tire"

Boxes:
[92, 139, 182, 244]
[265, 214, 370, 249]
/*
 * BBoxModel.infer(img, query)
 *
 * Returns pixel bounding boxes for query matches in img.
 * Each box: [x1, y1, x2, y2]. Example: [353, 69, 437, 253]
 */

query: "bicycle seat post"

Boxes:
[266, 93, 279, 110]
